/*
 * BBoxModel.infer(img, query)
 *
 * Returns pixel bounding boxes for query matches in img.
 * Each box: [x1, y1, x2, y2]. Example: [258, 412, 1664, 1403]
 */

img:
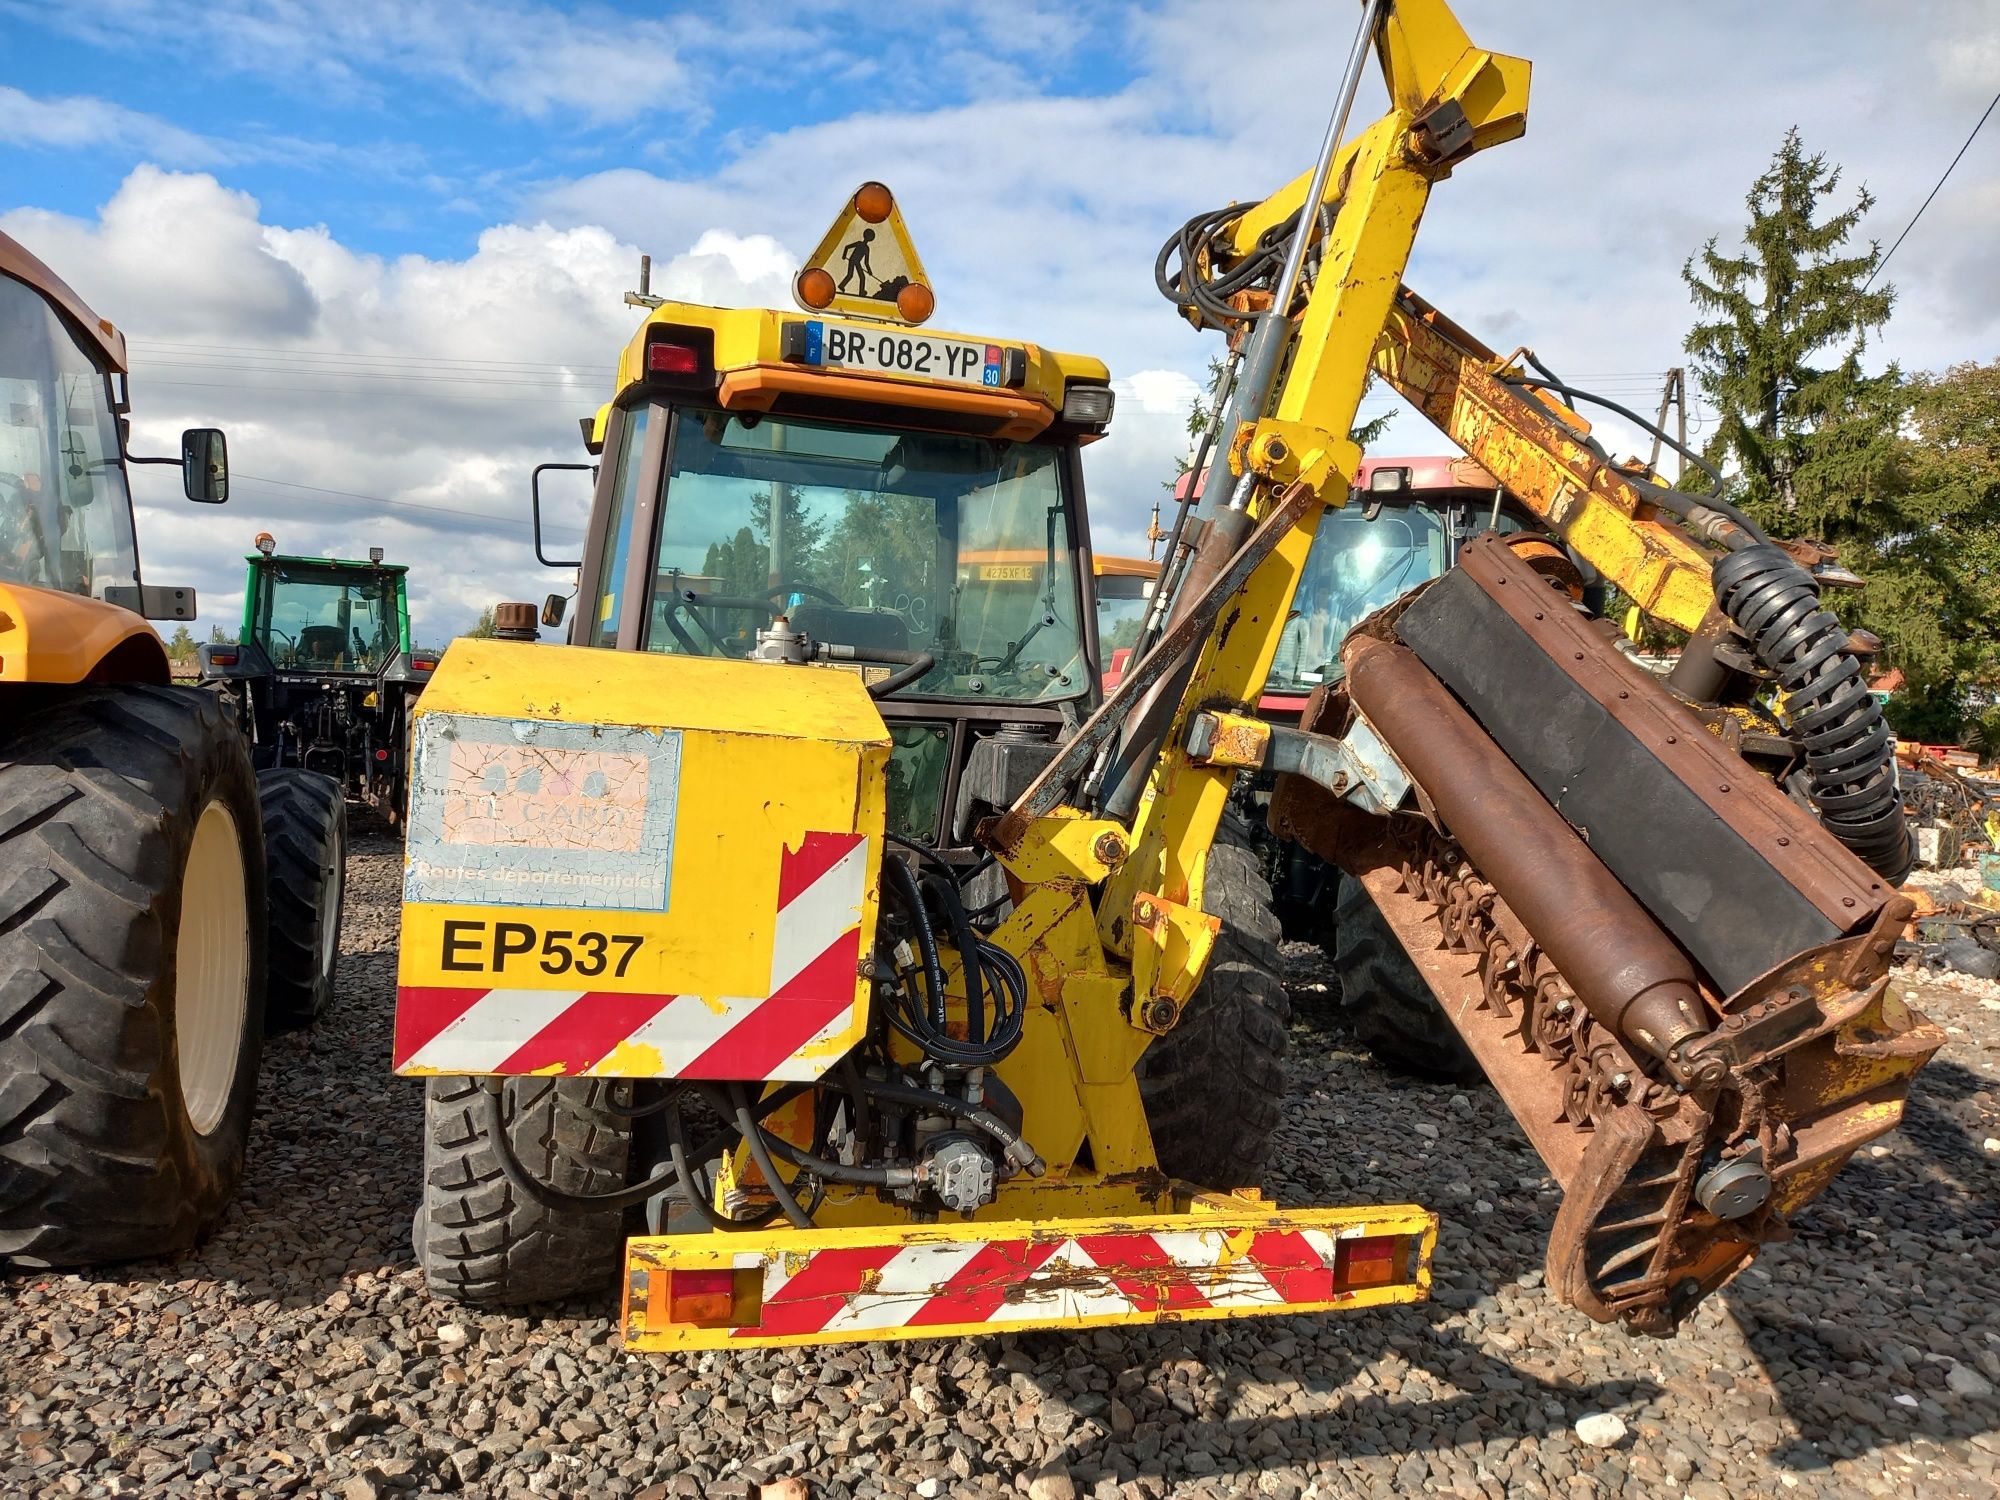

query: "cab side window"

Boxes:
[587, 406, 652, 648]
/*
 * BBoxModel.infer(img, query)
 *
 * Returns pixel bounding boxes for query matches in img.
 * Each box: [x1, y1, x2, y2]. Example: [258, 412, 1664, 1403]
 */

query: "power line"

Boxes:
[225, 472, 585, 536]
[1866, 85, 2000, 290]
[139, 377, 594, 410]
[127, 338, 610, 372]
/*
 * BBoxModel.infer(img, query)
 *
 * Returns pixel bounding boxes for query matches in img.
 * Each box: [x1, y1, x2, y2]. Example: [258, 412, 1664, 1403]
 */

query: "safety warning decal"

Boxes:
[403, 713, 680, 912]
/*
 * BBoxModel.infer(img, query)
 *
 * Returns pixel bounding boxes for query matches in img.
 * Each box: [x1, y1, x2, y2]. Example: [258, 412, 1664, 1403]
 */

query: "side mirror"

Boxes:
[183, 428, 228, 503]
[531, 461, 591, 568]
[541, 593, 568, 629]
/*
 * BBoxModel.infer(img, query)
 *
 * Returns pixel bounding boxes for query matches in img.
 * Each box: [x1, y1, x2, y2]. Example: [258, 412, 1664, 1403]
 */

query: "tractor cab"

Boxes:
[242, 546, 409, 676]
[0, 231, 225, 678]
[1092, 553, 1159, 690]
[549, 191, 1115, 854]
[201, 537, 434, 819]
[1262, 455, 1544, 718]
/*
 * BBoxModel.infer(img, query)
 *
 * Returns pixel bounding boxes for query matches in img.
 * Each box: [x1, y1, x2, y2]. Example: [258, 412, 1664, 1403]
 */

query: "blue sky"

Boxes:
[5, 1, 1999, 642]
[7, 3, 1143, 261]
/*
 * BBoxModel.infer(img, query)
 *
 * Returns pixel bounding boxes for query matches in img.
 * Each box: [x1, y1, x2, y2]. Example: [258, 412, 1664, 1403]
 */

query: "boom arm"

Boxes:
[988, 0, 1530, 1018]
[1372, 286, 1723, 630]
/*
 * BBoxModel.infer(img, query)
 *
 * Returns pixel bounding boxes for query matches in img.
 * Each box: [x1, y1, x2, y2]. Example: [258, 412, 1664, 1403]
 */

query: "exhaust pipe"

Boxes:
[1343, 637, 1721, 1089]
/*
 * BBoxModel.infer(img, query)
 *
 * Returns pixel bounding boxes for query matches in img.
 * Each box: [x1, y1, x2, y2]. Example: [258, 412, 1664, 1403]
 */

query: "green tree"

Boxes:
[702, 526, 768, 601]
[463, 606, 499, 639]
[823, 490, 937, 613]
[208, 623, 236, 645]
[164, 624, 196, 662]
[1682, 128, 1901, 538]
[1878, 360, 2000, 728]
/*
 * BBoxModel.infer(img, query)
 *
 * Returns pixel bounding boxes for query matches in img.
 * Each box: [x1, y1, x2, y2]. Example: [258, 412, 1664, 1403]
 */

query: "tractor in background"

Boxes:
[200, 535, 437, 827]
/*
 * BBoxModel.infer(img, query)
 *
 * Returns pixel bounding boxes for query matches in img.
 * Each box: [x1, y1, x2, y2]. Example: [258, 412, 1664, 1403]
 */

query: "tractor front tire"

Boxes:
[1137, 814, 1291, 1189]
[0, 685, 266, 1267]
[415, 1076, 633, 1306]
[1330, 873, 1483, 1085]
[258, 769, 346, 1030]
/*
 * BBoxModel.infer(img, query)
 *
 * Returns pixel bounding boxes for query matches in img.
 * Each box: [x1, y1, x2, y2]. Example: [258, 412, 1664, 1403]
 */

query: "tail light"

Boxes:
[652, 1266, 762, 1330]
[647, 342, 700, 375]
[641, 324, 717, 391]
[209, 652, 239, 667]
[1334, 1234, 1404, 1291]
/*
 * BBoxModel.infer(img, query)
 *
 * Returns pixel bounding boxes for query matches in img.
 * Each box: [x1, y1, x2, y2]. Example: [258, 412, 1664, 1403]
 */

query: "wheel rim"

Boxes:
[319, 815, 345, 981]
[177, 799, 251, 1136]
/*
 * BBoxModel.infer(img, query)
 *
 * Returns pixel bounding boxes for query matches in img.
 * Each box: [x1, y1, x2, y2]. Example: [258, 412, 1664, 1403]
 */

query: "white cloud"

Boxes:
[6, 0, 700, 127]
[0, 85, 224, 166]
[11, 1, 2000, 646]
[1, 169, 703, 642]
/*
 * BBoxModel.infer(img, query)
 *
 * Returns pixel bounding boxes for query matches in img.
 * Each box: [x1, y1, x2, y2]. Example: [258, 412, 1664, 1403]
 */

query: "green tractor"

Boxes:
[199, 535, 437, 827]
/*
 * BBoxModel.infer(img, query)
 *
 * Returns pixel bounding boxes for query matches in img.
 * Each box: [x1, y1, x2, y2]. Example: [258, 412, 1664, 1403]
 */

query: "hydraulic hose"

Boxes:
[1713, 545, 1913, 882]
[815, 644, 935, 700]
[729, 1085, 815, 1229]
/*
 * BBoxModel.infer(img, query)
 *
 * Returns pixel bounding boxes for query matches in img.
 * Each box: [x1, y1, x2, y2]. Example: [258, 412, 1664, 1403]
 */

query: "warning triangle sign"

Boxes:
[793, 182, 935, 325]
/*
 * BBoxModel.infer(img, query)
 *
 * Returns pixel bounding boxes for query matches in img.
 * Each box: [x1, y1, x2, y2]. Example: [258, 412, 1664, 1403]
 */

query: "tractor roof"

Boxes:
[611, 298, 1111, 445]
[0, 229, 127, 374]
[247, 553, 410, 574]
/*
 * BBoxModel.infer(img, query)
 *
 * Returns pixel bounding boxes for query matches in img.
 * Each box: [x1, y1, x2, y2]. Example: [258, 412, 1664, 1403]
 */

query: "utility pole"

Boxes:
[625, 253, 665, 311]
[1648, 367, 1686, 481]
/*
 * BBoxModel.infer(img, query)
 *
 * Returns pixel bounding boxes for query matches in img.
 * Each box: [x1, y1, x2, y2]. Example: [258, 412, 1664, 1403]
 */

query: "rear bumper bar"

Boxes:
[621, 1194, 1437, 1351]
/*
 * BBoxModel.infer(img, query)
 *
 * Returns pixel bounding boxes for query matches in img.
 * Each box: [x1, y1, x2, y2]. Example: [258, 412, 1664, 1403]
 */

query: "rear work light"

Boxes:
[1061, 383, 1115, 427]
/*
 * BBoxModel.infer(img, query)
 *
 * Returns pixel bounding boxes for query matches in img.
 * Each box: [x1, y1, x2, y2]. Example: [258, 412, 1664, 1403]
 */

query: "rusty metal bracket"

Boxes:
[1407, 99, 1472, 163]
[1186, 709, 1413, 815]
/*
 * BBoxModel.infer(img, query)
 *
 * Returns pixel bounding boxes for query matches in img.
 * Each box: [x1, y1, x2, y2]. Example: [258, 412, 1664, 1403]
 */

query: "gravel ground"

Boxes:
[5, 826, 1999, 1500]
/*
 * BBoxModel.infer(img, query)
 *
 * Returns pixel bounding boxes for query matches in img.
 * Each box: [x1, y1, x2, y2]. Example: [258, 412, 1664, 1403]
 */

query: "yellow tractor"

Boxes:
[396, 0, 1938, 1349]
[0, 231, 345, 1268]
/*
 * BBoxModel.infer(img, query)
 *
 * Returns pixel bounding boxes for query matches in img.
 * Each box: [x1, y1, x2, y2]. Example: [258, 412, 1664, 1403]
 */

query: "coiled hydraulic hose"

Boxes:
[1713, 545, 1913, 882]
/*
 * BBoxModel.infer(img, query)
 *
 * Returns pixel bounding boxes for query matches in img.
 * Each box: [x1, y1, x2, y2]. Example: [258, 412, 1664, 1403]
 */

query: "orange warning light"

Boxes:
[795, 267, 836, 309]
[895, 282, 935, 324]
[854, 181, 894, 224]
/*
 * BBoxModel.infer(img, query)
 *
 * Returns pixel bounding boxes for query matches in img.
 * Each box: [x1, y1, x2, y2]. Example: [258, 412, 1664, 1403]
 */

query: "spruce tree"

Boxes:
[1682, 128, 1902, 541]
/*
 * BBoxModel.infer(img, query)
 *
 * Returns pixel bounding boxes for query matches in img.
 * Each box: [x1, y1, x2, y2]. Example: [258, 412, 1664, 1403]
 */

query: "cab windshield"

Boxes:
[1094, 575, 1151, 654]
[253, 564, 399, 672]
[640, 411, 1086, 701]
[1270, 498, 1525, 691]
[1271, 503, 1453, 692]
[0, 274, 139, 599]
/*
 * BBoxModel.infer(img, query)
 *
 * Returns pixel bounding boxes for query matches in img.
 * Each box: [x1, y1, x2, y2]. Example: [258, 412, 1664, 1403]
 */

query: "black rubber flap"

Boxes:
[1395, 568, 1840, 995]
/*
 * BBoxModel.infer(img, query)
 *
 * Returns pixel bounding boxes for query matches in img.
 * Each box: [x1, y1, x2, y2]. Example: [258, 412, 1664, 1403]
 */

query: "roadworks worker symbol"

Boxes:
[794, 181, 936, 325]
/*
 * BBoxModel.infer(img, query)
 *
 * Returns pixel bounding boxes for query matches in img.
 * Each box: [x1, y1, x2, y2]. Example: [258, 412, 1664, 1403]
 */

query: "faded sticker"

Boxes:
[404, 713, 680, 912]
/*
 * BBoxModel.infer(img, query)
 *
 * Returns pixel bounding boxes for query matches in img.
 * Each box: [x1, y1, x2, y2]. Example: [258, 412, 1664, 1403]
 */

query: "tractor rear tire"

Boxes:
[258, 769, 346, 1031]
[0, 685, 266, 1267]
[1137, 814, 1291, 1188]
[415, 1075, 633, 1306]
[1330, 873, 1483, 1085]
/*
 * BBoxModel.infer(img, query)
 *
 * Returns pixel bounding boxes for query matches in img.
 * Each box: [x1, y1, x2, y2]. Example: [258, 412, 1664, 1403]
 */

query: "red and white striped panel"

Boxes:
[393, 832, 869, 1080]
[730, 1227, 1348, 1339]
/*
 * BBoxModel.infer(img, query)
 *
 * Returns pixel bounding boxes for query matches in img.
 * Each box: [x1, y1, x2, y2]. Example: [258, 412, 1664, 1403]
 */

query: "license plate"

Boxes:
[804, 321, 1003, 387]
